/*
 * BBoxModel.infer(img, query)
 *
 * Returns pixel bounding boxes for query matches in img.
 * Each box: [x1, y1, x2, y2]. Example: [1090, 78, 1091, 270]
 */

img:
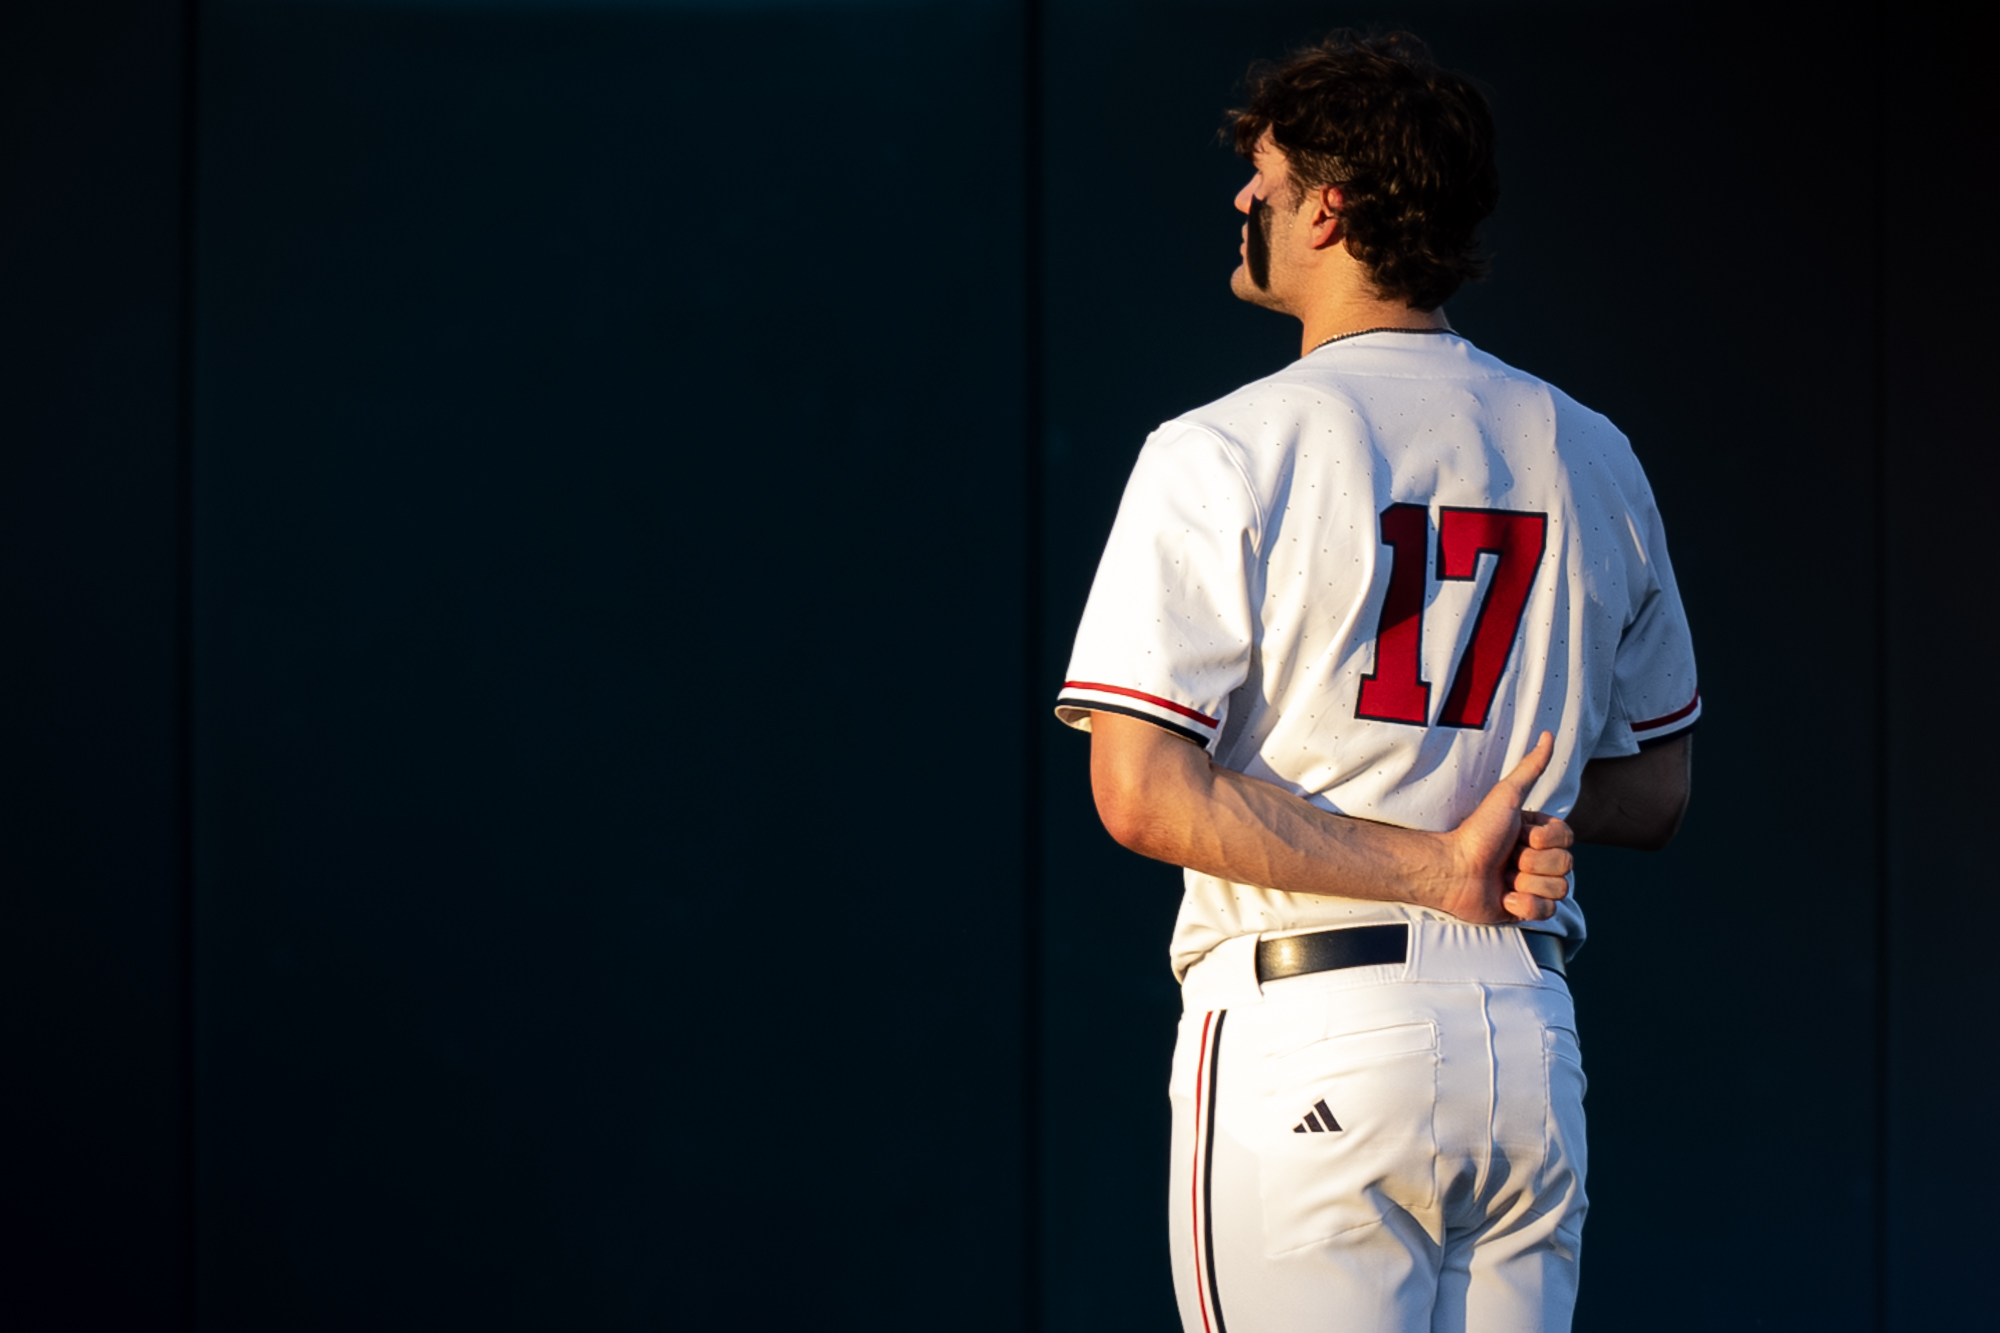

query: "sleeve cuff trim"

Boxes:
[1637, 717, 1699, 749]
[1060, 681, 1220, 729]
[1630, 690, 1700, 734]
[1054, 699, 1214, 749]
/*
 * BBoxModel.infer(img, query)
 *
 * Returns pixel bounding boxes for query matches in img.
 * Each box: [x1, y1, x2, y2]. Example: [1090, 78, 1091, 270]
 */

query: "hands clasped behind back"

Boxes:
[1087, 711, 1572, 925]
[1436, 732, 1574, 924]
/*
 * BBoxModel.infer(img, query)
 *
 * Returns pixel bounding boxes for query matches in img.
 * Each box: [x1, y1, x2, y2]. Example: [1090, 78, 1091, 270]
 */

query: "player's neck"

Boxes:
[1295, 293, 1450, 357]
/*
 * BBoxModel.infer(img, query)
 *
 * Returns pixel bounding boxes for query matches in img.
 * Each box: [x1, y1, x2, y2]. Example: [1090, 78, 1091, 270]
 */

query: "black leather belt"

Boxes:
[1253, 924, 1569, 982]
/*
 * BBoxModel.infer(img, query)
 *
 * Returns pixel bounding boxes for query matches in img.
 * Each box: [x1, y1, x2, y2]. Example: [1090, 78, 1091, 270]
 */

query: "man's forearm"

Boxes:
[1570, 733, 1691, 850]
[1087, 711, 1571, 924]
[1100, 743, 1454, 903]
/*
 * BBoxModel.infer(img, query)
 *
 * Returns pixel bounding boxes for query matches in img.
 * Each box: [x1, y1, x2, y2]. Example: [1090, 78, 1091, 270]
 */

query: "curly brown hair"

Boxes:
[1229, 30, 1499, 311]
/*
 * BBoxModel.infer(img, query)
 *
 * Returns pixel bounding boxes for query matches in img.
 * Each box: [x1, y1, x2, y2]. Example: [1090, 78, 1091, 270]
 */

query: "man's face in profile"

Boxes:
[1231, 133, 1297, 310]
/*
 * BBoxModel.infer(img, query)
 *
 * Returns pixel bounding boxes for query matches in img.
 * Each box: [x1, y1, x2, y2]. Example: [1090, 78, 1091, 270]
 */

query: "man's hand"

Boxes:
[1431, 733, 1575, 924]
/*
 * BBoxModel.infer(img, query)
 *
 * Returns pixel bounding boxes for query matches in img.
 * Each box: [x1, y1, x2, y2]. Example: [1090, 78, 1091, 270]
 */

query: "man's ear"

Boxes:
[1307, 184, 1345, 250]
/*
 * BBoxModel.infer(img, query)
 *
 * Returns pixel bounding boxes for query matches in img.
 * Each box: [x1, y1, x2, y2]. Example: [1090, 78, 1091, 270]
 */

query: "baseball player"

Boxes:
[1054, 32, 1696, 1333]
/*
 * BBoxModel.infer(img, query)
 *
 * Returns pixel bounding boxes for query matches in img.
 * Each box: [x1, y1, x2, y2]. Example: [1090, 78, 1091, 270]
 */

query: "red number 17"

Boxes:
[1355, 504, 1548, 730]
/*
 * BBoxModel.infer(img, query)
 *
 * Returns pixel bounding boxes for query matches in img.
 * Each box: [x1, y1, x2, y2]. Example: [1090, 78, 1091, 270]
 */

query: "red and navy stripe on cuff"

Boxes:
[1624, 688, 1704, 740]
[1056, 681, 1221, 748]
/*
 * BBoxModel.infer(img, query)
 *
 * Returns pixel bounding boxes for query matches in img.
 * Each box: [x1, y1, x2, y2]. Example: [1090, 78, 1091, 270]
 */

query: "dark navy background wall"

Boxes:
[1, 3, 191, 1328]
[2, 0, 1990, 1329]
[189, 1, 1027, 1327]
[1882, 17, 1998, 1325]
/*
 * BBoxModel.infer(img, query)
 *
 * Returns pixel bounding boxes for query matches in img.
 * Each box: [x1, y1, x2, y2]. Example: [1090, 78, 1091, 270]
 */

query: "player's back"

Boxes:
[1056, 328, 1699, 972]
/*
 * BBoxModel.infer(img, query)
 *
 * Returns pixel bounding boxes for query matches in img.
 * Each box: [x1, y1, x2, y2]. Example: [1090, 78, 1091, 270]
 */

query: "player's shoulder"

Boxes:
[1481, 349, 1633, 455]
[1514, 361, 1654, 490]
[1156, 347, 1378, 463]
[1156, 331, 1645, 479]
[1174, 329, 1558, 416]
[1379, 331, 1646, 470]
[1474, 353, 1680, 536]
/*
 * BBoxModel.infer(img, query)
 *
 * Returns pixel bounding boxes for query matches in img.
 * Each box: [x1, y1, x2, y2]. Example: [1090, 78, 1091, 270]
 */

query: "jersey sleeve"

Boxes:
[1591, 481, 1701, 758]
[1054, 423, 1262, 751]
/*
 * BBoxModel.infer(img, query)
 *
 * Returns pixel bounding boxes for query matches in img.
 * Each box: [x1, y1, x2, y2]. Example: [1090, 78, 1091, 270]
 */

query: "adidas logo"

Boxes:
[1292, 1099, 1343, 1134]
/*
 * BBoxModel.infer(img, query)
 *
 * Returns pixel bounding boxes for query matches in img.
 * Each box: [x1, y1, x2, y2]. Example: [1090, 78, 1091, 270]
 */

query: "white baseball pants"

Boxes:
[1168, 920, 1587, 1333]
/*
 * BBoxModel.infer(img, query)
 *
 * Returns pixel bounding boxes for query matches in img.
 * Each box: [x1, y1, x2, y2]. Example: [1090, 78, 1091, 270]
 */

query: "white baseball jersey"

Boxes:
[1055, 329, 1698, 979]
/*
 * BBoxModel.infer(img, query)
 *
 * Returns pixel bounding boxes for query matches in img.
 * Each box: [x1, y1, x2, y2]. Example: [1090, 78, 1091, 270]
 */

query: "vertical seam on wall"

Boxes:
[174, 0, 202, 1327]
[1870, 0, 1891, 1324]
[1020, 0, 1045, 1328]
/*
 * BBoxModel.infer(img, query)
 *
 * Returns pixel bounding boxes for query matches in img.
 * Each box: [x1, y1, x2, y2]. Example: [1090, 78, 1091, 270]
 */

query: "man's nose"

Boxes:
[1234, 177, 1257, 215]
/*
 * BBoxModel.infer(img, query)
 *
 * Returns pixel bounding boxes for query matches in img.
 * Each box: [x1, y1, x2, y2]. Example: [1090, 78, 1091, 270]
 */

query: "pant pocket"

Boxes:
[1255, 1020, 1439, 1255]
[1540, 1024, 1589, 1240]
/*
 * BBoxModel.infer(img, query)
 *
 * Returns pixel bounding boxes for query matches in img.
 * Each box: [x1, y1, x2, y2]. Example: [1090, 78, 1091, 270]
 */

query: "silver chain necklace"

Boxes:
[1306, 326, 1454, 356]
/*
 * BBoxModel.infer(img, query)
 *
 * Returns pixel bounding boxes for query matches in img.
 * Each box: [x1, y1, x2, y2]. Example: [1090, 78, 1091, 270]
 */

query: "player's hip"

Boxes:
[1169, 921, 1586, 1241]
[1170, 965, 1583, 1171]
[1167, 967, 1587, 1329]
